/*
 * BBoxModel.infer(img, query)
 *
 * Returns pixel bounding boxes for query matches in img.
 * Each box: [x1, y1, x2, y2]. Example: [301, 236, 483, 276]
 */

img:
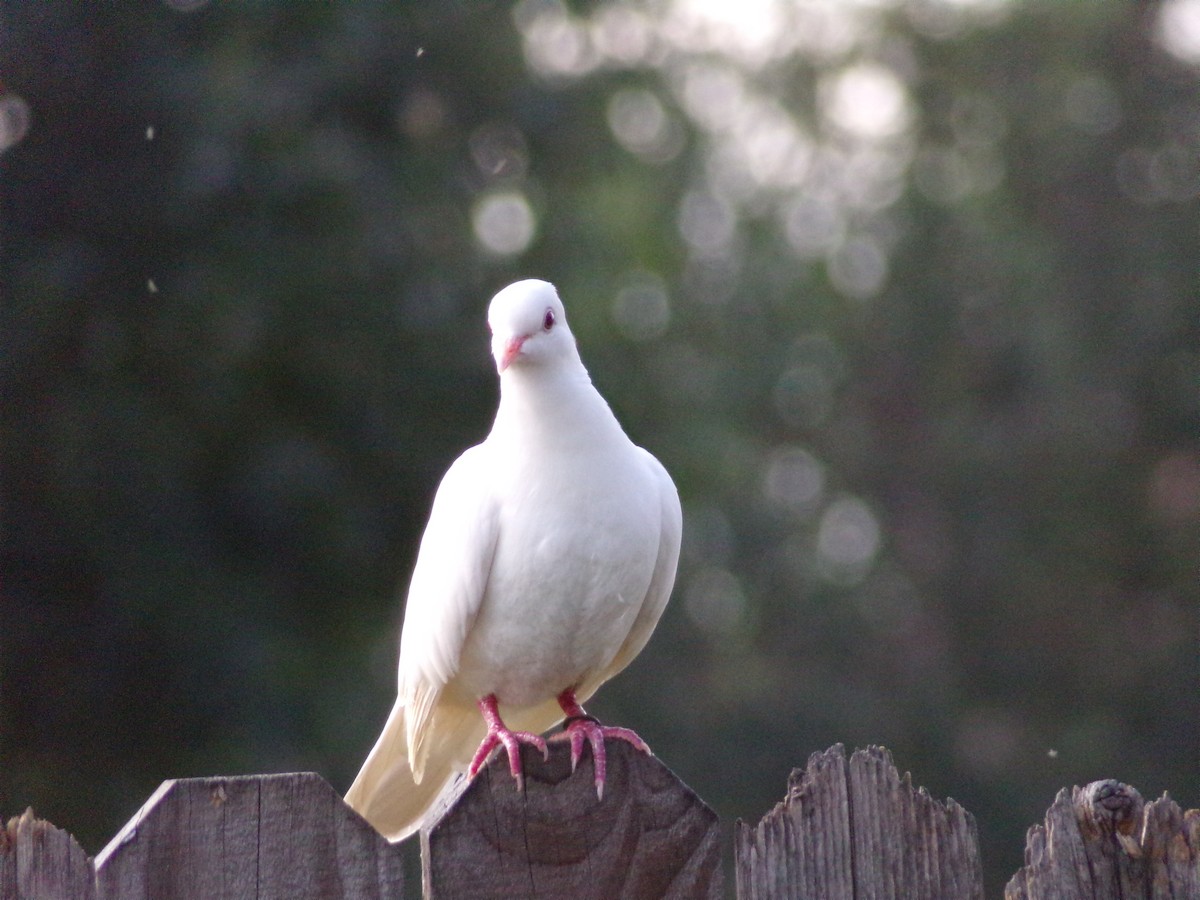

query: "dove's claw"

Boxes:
[550, 689, 652, 799]
[469, 694, 549, 790]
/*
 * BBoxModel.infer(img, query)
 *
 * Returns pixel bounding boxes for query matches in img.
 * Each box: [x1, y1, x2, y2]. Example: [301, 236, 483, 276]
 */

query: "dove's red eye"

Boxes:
[542, 309, 555, 331]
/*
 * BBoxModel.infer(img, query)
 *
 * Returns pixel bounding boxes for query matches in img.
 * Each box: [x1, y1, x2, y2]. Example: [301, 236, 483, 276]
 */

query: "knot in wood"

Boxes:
[1084, 780, 1143, 835]
[1078, 779, 1145, 858]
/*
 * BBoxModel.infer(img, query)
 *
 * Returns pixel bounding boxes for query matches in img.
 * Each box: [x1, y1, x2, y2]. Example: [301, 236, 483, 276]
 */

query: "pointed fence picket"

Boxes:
[3, 743, 1196, 899]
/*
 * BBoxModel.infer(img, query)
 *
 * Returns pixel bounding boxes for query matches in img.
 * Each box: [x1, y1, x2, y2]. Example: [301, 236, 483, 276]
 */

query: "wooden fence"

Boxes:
[3, 742, 1197, 898]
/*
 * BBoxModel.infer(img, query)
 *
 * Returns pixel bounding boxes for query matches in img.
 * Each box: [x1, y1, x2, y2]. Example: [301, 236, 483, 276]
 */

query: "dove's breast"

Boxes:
[454, 434, 664, 709]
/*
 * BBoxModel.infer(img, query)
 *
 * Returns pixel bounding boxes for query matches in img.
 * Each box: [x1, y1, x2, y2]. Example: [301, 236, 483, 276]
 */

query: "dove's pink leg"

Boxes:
[468, 693, 549, 790]
[549, 688, 651, 800]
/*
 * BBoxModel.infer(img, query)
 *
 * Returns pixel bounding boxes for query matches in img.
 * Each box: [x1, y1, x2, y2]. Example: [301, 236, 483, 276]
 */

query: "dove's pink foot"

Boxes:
[549, 688, 651, 800]
[468, 693, 549, 790]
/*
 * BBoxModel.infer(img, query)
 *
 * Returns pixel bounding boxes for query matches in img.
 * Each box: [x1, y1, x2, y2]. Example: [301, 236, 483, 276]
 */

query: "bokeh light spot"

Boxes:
[817, 495, 881, 583]
[607, 89, 684, 163]
[663, 0, 793, 66]
[472, 191, 537, 256]
[469, 123, 529, 181]
[827, 235, 888, 299]
[591, 5, 654, 65]
[0, 94, 32, 154]
[1116, 145, 1200, 205]
[782, 195, 845, 258]
[678, 62, 746, 134]
[516, 0, 598, 77]
[612, 272, 671, 341]
[821, 63, 912, 139]
[1158, 0, 1200, 65]
[763, 446, 825, 517]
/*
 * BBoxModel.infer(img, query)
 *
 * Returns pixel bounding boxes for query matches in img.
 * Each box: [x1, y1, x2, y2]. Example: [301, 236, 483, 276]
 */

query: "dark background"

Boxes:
[2, 1, 1197, 895]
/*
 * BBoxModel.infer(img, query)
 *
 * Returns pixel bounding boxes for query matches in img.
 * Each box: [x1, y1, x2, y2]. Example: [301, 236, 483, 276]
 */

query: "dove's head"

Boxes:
[488, 279, 578, 373]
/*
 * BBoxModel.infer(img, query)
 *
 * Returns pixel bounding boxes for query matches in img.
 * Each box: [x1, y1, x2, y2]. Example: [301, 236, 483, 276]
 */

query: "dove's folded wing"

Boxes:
[397, 444, 499, 780]
[581, 448, 682, 701]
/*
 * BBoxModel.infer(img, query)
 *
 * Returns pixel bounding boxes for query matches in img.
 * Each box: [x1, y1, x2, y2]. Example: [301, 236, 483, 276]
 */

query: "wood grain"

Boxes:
[5, 757, 1196, 899]
[1005, 779, 1200, 899]
[2, 808, 95, 900]
[735, 743, 984, 900]
[421, 739, 722, 899]
[92, 772, 404, 899]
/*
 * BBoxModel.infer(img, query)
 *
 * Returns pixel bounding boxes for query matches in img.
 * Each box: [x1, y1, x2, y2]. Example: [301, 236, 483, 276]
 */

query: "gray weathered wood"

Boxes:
[421, 739, 722, 899]
[1, 808, 95, 900]
[8, 757, 1197, 900]
[1004, 779, 1200, 899]
[92, 772, 403, 899]
[735, 743, 984, 900]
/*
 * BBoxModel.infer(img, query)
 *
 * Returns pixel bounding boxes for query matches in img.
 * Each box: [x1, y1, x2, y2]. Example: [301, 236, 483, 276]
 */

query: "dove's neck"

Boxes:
[492, 359, 625, 447]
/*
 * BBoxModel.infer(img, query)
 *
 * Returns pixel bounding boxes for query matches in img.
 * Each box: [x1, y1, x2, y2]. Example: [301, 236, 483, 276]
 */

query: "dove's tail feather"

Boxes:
[344, 698, 482, 842]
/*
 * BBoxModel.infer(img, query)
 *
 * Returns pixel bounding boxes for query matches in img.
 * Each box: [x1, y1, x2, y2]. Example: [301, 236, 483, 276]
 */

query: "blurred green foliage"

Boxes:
[2, 1, 1197, 894]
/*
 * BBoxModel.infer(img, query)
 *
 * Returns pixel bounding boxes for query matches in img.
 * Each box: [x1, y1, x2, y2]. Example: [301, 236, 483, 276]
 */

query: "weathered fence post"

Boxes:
[420, 739, 723, 899]
[92, 772, 404, 899]
[6, 755, 1198, 899]
[1005, 779, 1200, 899]
[735, 744, 985, 899]
[2, 809, 95, 900]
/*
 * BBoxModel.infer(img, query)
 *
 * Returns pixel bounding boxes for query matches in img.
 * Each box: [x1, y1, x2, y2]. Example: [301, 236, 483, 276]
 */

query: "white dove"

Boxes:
[345, 278, 682, 842]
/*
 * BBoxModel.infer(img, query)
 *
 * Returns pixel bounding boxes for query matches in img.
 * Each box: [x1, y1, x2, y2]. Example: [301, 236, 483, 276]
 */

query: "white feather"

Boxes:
[345, 280, 681, 841]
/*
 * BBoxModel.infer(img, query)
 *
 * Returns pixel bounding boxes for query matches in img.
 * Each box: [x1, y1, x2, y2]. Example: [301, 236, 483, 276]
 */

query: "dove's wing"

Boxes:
[397, 443, 499, 779]
[578, 447, 682, 703]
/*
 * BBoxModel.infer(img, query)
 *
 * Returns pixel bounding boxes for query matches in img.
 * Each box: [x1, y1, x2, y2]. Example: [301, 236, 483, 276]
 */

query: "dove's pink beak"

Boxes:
[497, 335, 526, 372]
